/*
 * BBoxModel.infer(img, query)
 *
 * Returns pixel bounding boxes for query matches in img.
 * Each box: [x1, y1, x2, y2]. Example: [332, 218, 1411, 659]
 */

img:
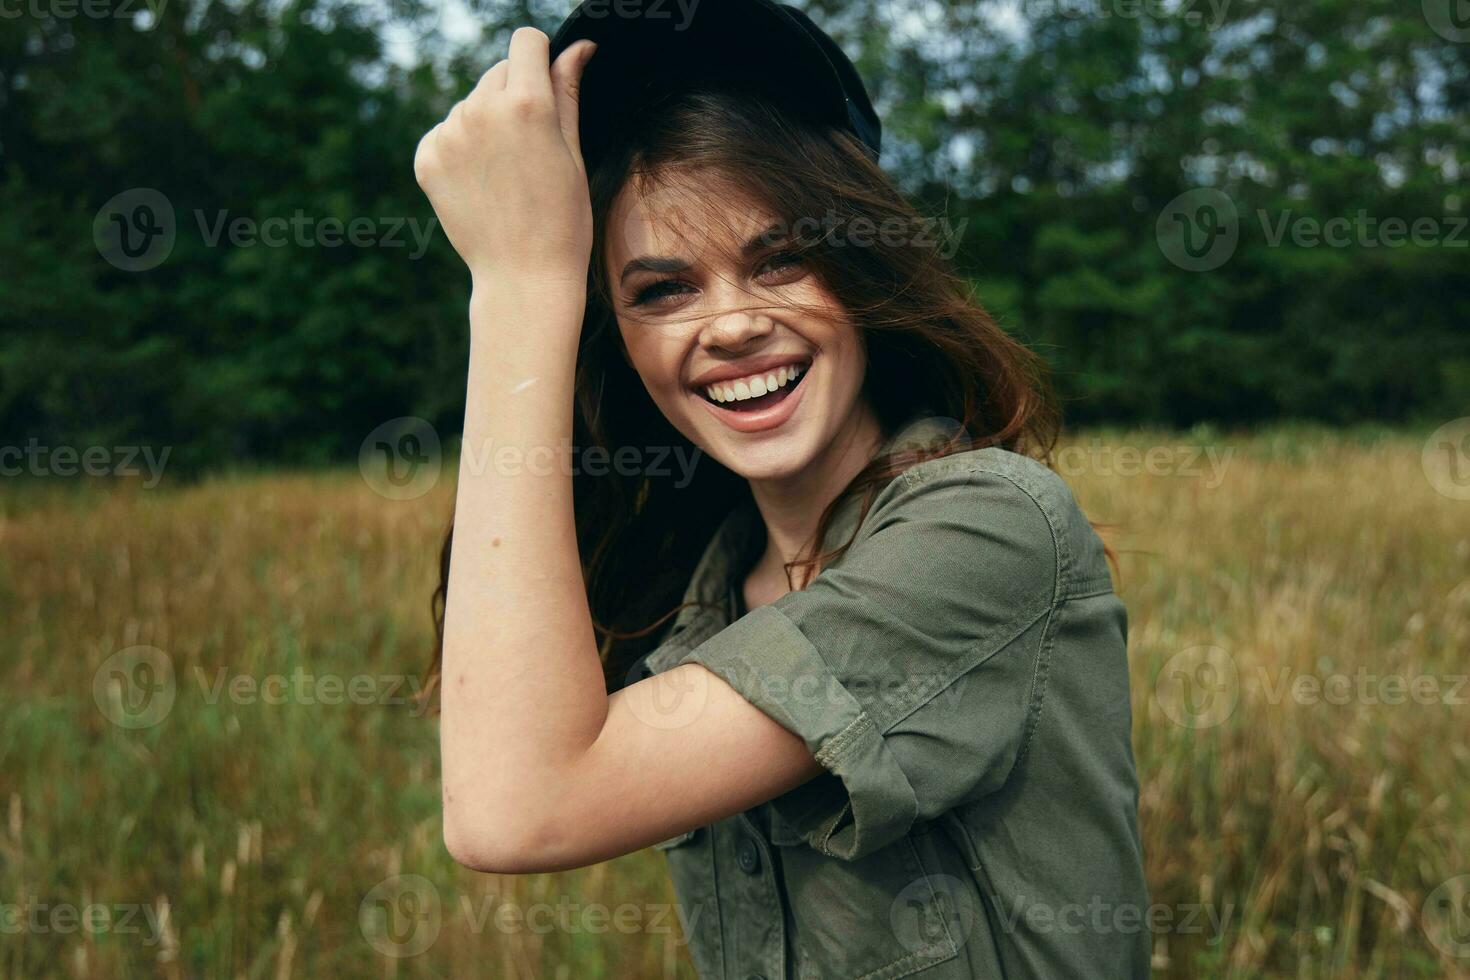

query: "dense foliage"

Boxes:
[2, 0, 1466, 469]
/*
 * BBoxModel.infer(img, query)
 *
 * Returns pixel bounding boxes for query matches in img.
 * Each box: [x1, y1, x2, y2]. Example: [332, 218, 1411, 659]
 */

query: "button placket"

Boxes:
[721, 812, 786, 980]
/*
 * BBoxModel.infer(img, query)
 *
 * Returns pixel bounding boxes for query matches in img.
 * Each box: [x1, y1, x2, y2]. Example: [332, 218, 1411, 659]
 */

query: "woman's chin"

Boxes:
[692, 422, 820, 483]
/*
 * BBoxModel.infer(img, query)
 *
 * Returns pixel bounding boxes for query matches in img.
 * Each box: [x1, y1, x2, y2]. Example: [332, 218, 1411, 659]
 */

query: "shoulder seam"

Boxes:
[871, 461, 1062, 746]
[894, 456, 1063, 610]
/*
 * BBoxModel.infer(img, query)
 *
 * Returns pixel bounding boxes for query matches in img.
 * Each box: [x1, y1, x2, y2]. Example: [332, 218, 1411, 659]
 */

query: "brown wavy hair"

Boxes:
[417, 85, 1062, 714]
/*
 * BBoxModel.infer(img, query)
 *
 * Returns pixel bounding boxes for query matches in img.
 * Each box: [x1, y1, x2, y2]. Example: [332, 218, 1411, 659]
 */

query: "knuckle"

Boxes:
[458, 98, 485, 126]
[505, 92, 550, 119]
[414, 129, 438, 170]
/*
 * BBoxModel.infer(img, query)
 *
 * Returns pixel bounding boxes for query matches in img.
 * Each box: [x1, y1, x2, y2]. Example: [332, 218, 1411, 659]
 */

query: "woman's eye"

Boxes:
[631, 279, 692, 307]
[623, 255, 805, 308]
[758, 251, 805, 277]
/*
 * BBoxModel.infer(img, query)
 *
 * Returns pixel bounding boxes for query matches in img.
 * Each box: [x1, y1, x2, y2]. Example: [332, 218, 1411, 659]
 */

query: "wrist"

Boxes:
[470, 268, 588, 309]
[467, 276, 587, 361]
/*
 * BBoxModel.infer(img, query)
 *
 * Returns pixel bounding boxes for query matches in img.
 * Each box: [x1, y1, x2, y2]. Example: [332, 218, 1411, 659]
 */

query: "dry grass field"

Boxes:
[1, 427, 1467, 978]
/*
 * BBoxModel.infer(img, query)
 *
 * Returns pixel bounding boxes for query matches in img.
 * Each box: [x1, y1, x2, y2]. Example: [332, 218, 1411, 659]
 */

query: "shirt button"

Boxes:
[736, 837, 761, 874]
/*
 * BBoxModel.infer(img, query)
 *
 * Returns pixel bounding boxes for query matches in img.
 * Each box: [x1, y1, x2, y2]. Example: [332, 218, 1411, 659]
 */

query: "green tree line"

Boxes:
[1, 0, 1466, 470]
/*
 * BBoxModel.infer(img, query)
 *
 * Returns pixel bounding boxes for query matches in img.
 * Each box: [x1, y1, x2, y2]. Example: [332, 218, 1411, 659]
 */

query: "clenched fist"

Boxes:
[414, 28, 598, 295]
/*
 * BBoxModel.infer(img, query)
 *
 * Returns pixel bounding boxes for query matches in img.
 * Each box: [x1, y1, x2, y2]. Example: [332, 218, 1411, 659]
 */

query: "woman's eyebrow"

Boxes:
[619, 224, 788, 286]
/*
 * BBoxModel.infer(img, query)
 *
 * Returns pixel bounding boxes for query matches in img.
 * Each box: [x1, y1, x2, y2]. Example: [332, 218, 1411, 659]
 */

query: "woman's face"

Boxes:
[605, 172, 870, 482]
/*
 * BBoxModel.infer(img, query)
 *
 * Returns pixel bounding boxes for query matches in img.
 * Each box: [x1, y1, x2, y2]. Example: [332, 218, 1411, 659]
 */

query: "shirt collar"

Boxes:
[666, 412, 959, 636]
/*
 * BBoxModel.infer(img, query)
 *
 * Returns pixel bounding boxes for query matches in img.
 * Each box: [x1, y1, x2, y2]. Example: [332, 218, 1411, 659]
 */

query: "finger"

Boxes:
[551, 40, 597, 161]
[506, 26, 552, 99]
[471, 59, 509, 100]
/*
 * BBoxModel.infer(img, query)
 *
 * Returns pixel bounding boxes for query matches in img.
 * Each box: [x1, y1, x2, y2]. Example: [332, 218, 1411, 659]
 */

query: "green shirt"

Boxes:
[634, 416, 1150, 979]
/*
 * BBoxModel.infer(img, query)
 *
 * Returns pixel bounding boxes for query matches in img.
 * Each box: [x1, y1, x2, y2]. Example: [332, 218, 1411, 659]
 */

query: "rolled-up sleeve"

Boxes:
[674, 459, 1060, 860]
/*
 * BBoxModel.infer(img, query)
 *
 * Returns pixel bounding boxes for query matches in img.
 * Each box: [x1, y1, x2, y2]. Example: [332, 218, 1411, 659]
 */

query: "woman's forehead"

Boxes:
[605, 170, 781, 266]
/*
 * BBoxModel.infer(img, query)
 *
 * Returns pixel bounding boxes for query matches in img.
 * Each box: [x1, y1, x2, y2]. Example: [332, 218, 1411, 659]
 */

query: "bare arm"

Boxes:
[417, 27, 820, 874]
[442, 287, 820, 873]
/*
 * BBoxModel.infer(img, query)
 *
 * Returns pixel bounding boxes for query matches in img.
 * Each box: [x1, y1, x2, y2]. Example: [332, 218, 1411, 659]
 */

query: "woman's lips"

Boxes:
[692, 358, 812, 434]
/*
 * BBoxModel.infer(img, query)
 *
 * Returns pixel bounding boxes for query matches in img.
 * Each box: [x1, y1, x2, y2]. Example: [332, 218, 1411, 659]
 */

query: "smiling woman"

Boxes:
[410, 5, 1149, 979]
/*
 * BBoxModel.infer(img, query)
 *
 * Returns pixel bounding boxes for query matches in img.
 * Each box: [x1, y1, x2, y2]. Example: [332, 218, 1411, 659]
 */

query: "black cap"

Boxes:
[548, 0, 881, 170]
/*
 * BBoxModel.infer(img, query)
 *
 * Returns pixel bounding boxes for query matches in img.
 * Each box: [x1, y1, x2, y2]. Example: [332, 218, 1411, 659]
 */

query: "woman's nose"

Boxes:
[700, 305, 775, 351]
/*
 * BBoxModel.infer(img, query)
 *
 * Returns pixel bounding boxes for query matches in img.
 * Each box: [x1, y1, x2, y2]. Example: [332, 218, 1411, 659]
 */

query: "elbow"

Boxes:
[441, 800, 568, 875]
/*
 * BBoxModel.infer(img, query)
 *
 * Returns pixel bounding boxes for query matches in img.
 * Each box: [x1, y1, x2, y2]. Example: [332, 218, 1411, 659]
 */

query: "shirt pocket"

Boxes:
[770, 812, 966, 980]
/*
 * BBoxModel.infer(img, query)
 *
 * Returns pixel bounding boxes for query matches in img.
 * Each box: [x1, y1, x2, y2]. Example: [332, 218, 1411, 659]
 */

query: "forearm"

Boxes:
[439, 282, 606, 850]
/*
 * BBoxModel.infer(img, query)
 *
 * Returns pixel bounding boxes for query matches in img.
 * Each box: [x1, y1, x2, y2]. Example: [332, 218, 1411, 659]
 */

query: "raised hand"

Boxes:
[413, 28, 597, 295]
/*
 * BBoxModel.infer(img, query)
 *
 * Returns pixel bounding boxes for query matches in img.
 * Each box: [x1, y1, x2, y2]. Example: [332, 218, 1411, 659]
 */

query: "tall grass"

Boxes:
[1, 429, 1466, 978]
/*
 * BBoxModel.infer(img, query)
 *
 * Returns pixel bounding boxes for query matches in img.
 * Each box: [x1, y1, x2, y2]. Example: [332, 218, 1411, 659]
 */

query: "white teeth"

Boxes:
[701, 362, 806, 404]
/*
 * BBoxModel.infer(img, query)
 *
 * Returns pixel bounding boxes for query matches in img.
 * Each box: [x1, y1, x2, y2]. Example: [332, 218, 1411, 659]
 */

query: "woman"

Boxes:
[412, 3, 1149, 977]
